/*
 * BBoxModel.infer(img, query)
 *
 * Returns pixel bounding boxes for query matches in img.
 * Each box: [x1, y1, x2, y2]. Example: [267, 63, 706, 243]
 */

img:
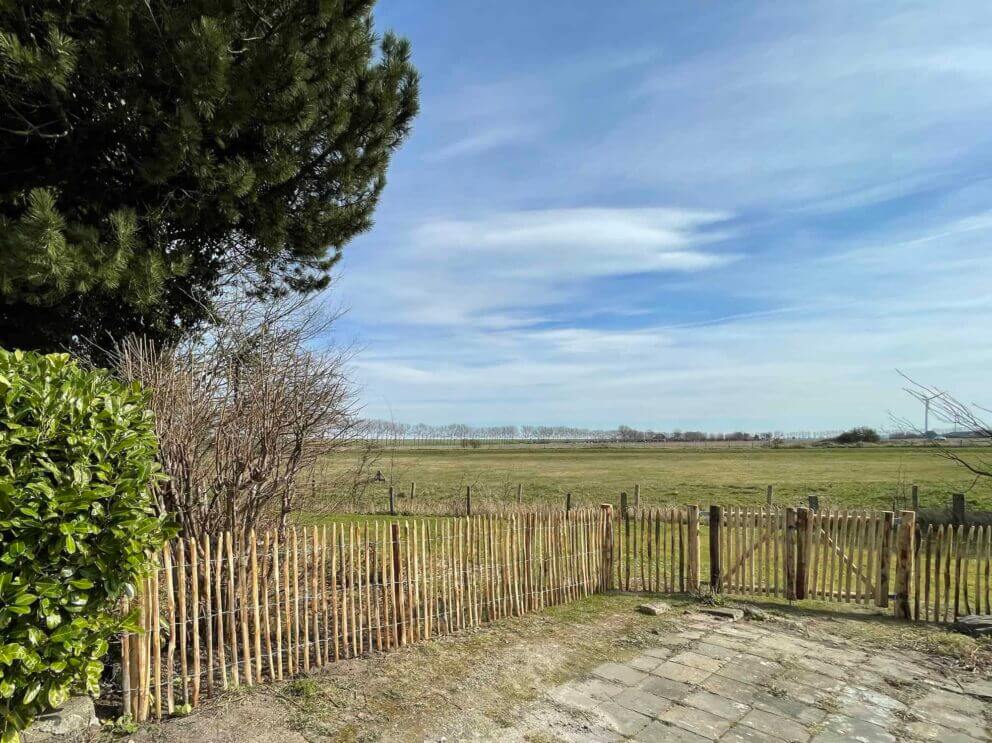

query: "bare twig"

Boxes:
[110, 288, 358, 540]
[891, 371, 992, 481]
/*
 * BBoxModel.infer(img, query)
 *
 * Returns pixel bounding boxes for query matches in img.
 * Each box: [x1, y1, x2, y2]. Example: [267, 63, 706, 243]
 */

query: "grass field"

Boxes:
[318, 444, 992, 514]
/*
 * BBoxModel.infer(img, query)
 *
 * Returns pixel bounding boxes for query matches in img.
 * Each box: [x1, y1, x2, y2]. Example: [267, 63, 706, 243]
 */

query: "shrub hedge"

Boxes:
[833, 427, 881, 444]
[0, 350, 170, 742]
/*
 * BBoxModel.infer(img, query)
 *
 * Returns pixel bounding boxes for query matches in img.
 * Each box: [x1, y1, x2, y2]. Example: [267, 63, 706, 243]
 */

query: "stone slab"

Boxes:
[23, 697, 97, 742]
[739, 709, 811, 743]
[653, 660, 712, 684]
[615, 687, 675, 718]
[638, 602, 671, 616]
[810, 714, 895, 743]
[660, 703, 734, 740]
[596, 700, 653, 736]
[592, 661, 649, 687]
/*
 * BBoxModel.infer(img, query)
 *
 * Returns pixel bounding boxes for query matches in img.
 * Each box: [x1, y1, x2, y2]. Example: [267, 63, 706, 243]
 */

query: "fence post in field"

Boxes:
[766, 485, 774, 506]
[566, 492, 572, 514]
[894, 510, 916, 619]
[784, 508, 797, 600]
[807, 495, 819, 512]
[952, 492, 965, 523]
[410, 482, 416, 501]
[600, 504, 614, 591]
[877, 511, 894, 608]
[911, 484, 919, 512]
[620, 491, 628, 516]
[795, 507, 810, 600]
[388, 486, 396, 516]
[466, 485, 472, 516]
[516, 483, 522, 504]
[633, 484, 640, 510]
[709, 505, 723, 593]
[687, 505, 700, 591]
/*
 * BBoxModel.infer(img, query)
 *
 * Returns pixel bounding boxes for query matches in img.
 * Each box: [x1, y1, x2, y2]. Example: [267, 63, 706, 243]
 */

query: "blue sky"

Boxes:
[329, 1, 992, 431]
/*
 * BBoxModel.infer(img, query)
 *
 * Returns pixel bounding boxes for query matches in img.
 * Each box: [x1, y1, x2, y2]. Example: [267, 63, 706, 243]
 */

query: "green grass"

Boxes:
[317, 444, 992, 513]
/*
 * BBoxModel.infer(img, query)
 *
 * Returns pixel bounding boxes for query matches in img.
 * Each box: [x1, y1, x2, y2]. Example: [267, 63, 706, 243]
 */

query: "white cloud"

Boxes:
[424, 125, 537, 161]
[411, 208, 735, 277]
[342, 206, 734, 330]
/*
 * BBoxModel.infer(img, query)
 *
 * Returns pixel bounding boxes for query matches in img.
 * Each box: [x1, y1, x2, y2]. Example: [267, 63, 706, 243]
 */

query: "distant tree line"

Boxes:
[355, 421, 851, 445]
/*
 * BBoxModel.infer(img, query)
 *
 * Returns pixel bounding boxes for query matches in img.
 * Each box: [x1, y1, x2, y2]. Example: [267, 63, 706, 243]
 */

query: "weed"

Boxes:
[103, 715, 138, 735]
[287, 677, 322, 699]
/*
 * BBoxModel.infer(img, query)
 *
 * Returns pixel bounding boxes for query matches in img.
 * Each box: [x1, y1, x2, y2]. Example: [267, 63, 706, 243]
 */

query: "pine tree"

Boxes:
[0, 0, 418, 352]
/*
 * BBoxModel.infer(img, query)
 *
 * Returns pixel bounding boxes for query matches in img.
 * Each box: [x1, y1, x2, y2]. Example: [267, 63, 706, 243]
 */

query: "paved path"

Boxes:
[545, 613, 991, 742]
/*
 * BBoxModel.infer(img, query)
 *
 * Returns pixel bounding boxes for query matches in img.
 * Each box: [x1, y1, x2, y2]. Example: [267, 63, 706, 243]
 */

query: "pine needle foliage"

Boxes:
[0, 0, 419, 353]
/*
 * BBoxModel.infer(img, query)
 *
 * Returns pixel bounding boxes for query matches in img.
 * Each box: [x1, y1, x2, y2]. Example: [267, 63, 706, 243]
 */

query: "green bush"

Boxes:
[0, 350, 170, 742]
[833, 427, 881, 444]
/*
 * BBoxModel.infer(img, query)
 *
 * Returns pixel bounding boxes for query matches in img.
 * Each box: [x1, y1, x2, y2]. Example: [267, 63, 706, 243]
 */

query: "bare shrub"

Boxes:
[112, 291, 357, 539]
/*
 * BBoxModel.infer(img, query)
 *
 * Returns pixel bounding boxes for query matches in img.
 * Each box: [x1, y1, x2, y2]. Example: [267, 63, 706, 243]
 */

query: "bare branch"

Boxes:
[891, 371, 992, 482]
[110, 288, 358, 540]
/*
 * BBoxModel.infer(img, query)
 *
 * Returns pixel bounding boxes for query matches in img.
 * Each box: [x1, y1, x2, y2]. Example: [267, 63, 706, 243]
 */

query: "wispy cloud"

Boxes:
[411, 208, 735, 276]
[424, 125, 537, 161]
[582, 5, 992, 211]
[342, 207, 735, 331]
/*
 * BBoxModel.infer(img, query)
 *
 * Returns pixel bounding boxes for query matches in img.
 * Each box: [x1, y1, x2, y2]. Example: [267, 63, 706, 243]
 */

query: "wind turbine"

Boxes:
[903, 385, 946, 436]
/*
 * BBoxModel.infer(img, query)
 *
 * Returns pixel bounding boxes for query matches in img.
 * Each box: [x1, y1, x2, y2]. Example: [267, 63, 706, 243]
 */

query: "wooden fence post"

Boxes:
[807, 495, 819, 513]
[466, 485, 472, 516]
[565, 492, 572, 513]
[766, 485, 774, 506]
[633, 484, 640, 510]
[517, 483, 522, 504]
[784, 508, 797, 600]
[795, 507, 809, 600]
[620, 493, 630, 590]
[877, 511, 894, 607]
[388, 486, 396, 516]
[952, 492, 965, 523]
[391, 523, 405, 644]
[687, 505, 700, 591]
[911, 484, 919, 512]
[600, 504, 614, 591]
[410, 482, 416, 501]
[709, 505, 722, 593]
[894, 510, 916, 619]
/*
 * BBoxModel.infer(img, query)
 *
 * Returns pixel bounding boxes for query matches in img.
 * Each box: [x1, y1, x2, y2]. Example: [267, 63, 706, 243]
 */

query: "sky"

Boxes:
[328, 1, 992, 432]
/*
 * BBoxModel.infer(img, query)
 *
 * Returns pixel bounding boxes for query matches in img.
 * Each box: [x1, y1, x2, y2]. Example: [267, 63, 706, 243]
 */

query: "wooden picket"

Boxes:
[613, 506, 698, 594]
[120, 503, 991, 724]
[806, 509, 890, 605]
[719, 507, 793, 597]
[120, 510, 609, 721]
[914, 523, 991, 623]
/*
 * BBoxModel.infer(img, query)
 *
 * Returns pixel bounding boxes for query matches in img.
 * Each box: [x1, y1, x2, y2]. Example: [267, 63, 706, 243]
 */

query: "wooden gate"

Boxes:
[804, 510, 894, 606]
[714, 507, 792, 598]
[709, 507, 904, 610]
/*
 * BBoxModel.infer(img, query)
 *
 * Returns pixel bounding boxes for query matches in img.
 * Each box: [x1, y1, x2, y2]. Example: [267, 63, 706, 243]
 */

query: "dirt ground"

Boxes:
[95, 595, 992, 742]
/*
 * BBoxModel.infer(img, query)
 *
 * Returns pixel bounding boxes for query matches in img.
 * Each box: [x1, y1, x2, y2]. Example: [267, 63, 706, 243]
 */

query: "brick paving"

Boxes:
[546, 613, 992, 742]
